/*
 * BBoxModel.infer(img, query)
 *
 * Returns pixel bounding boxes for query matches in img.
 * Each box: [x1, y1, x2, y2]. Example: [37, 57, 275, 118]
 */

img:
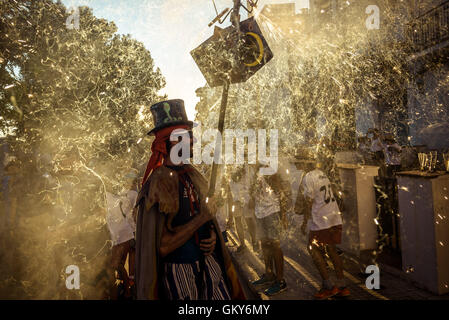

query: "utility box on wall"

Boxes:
[338, 164, 379, 256]
[397, 172, 449, 295]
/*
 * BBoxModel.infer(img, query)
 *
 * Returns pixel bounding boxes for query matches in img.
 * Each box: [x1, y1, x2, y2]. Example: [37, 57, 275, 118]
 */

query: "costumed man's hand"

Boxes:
[200, 225, 217, 256]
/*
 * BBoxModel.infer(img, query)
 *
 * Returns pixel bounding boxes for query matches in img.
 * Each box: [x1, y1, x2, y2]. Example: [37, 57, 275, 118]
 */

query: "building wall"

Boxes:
[407, 62, 449, 149]
[356, 98, 379, 137]
[406, 0, 449, 150]
[413, 0, 448, 17]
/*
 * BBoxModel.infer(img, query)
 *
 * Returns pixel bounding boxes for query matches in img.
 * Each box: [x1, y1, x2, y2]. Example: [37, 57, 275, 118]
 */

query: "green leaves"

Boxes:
[1, 0, 165, 166]
[0, 1, 166, 298]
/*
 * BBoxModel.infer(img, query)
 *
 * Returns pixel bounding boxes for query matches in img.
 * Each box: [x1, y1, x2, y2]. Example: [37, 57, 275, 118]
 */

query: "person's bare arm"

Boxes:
[303, 199, 312, 221]
[294, 193, 306, 215]
[301, 198, 313, 235]
[271, 174, 292, 213]
[294, 177, 307, 215]
[271, 174, 291, 229]
[159, 210, 213, 258]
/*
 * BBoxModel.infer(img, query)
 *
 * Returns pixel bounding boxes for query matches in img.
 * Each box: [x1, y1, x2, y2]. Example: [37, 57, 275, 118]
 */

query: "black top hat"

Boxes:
[147, 99, 194, 135]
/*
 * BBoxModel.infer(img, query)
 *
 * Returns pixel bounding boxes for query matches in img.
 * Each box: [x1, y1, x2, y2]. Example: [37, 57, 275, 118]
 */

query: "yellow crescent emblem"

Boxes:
[244, 32, 264, 67]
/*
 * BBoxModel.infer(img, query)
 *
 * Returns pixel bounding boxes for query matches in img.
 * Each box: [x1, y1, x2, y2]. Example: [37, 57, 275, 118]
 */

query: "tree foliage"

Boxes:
[0, 0, 165, 299]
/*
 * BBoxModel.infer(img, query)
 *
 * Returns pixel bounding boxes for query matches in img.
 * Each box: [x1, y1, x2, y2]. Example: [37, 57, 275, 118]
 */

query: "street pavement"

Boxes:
[226, 214, 449, 301]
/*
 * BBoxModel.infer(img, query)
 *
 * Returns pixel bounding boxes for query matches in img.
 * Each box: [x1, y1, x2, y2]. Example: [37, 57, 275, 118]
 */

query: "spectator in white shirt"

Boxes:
[297, 158, 350, 300]
[228, 165, 258, 253]
[250, 167, 291, 296]
[105, 172, 139, 299]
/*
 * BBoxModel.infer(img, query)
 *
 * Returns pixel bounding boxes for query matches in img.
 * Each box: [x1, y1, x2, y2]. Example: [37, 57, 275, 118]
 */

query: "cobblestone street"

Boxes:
[227, 216, 449, 301]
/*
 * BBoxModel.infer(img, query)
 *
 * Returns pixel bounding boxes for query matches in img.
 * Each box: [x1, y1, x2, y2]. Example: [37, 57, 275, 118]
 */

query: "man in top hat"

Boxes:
[134, 99, 245, 300]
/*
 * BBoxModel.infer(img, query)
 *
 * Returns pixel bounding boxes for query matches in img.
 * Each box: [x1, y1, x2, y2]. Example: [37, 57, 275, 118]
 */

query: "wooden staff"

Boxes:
[207, 0, 242, 198]
[207, 79, 230, 198]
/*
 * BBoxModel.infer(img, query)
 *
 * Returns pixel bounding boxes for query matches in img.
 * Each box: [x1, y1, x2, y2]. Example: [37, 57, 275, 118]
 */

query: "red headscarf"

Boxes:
[141, 124, 191, 186]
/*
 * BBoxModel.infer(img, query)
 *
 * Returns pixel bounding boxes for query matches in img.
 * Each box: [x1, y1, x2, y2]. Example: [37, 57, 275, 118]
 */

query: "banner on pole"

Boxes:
[191, 17, 273, 87]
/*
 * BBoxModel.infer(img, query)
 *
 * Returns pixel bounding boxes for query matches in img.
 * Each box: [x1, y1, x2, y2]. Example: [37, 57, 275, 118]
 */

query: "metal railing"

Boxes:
[408, 0, 449, 52]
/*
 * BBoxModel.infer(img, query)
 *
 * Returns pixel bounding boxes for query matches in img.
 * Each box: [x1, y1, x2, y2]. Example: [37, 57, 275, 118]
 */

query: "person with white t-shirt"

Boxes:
[106, 189, 137, 245]
[250, 168, 291, 296]
[106, 173, 139, 299]
[214, 168, 232, 244]
[228, 165, 258, 253]
[298, 161, 350, 300]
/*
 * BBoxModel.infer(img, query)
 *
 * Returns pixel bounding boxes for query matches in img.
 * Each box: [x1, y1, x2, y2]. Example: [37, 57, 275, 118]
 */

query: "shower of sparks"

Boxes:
[1, 0, 448, 300]
[193, 1, 448, 278]
[0, 0, 165, 299]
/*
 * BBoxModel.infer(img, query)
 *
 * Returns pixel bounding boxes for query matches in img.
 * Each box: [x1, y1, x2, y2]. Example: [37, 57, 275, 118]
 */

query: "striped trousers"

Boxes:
[162, 255, 231, 300]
